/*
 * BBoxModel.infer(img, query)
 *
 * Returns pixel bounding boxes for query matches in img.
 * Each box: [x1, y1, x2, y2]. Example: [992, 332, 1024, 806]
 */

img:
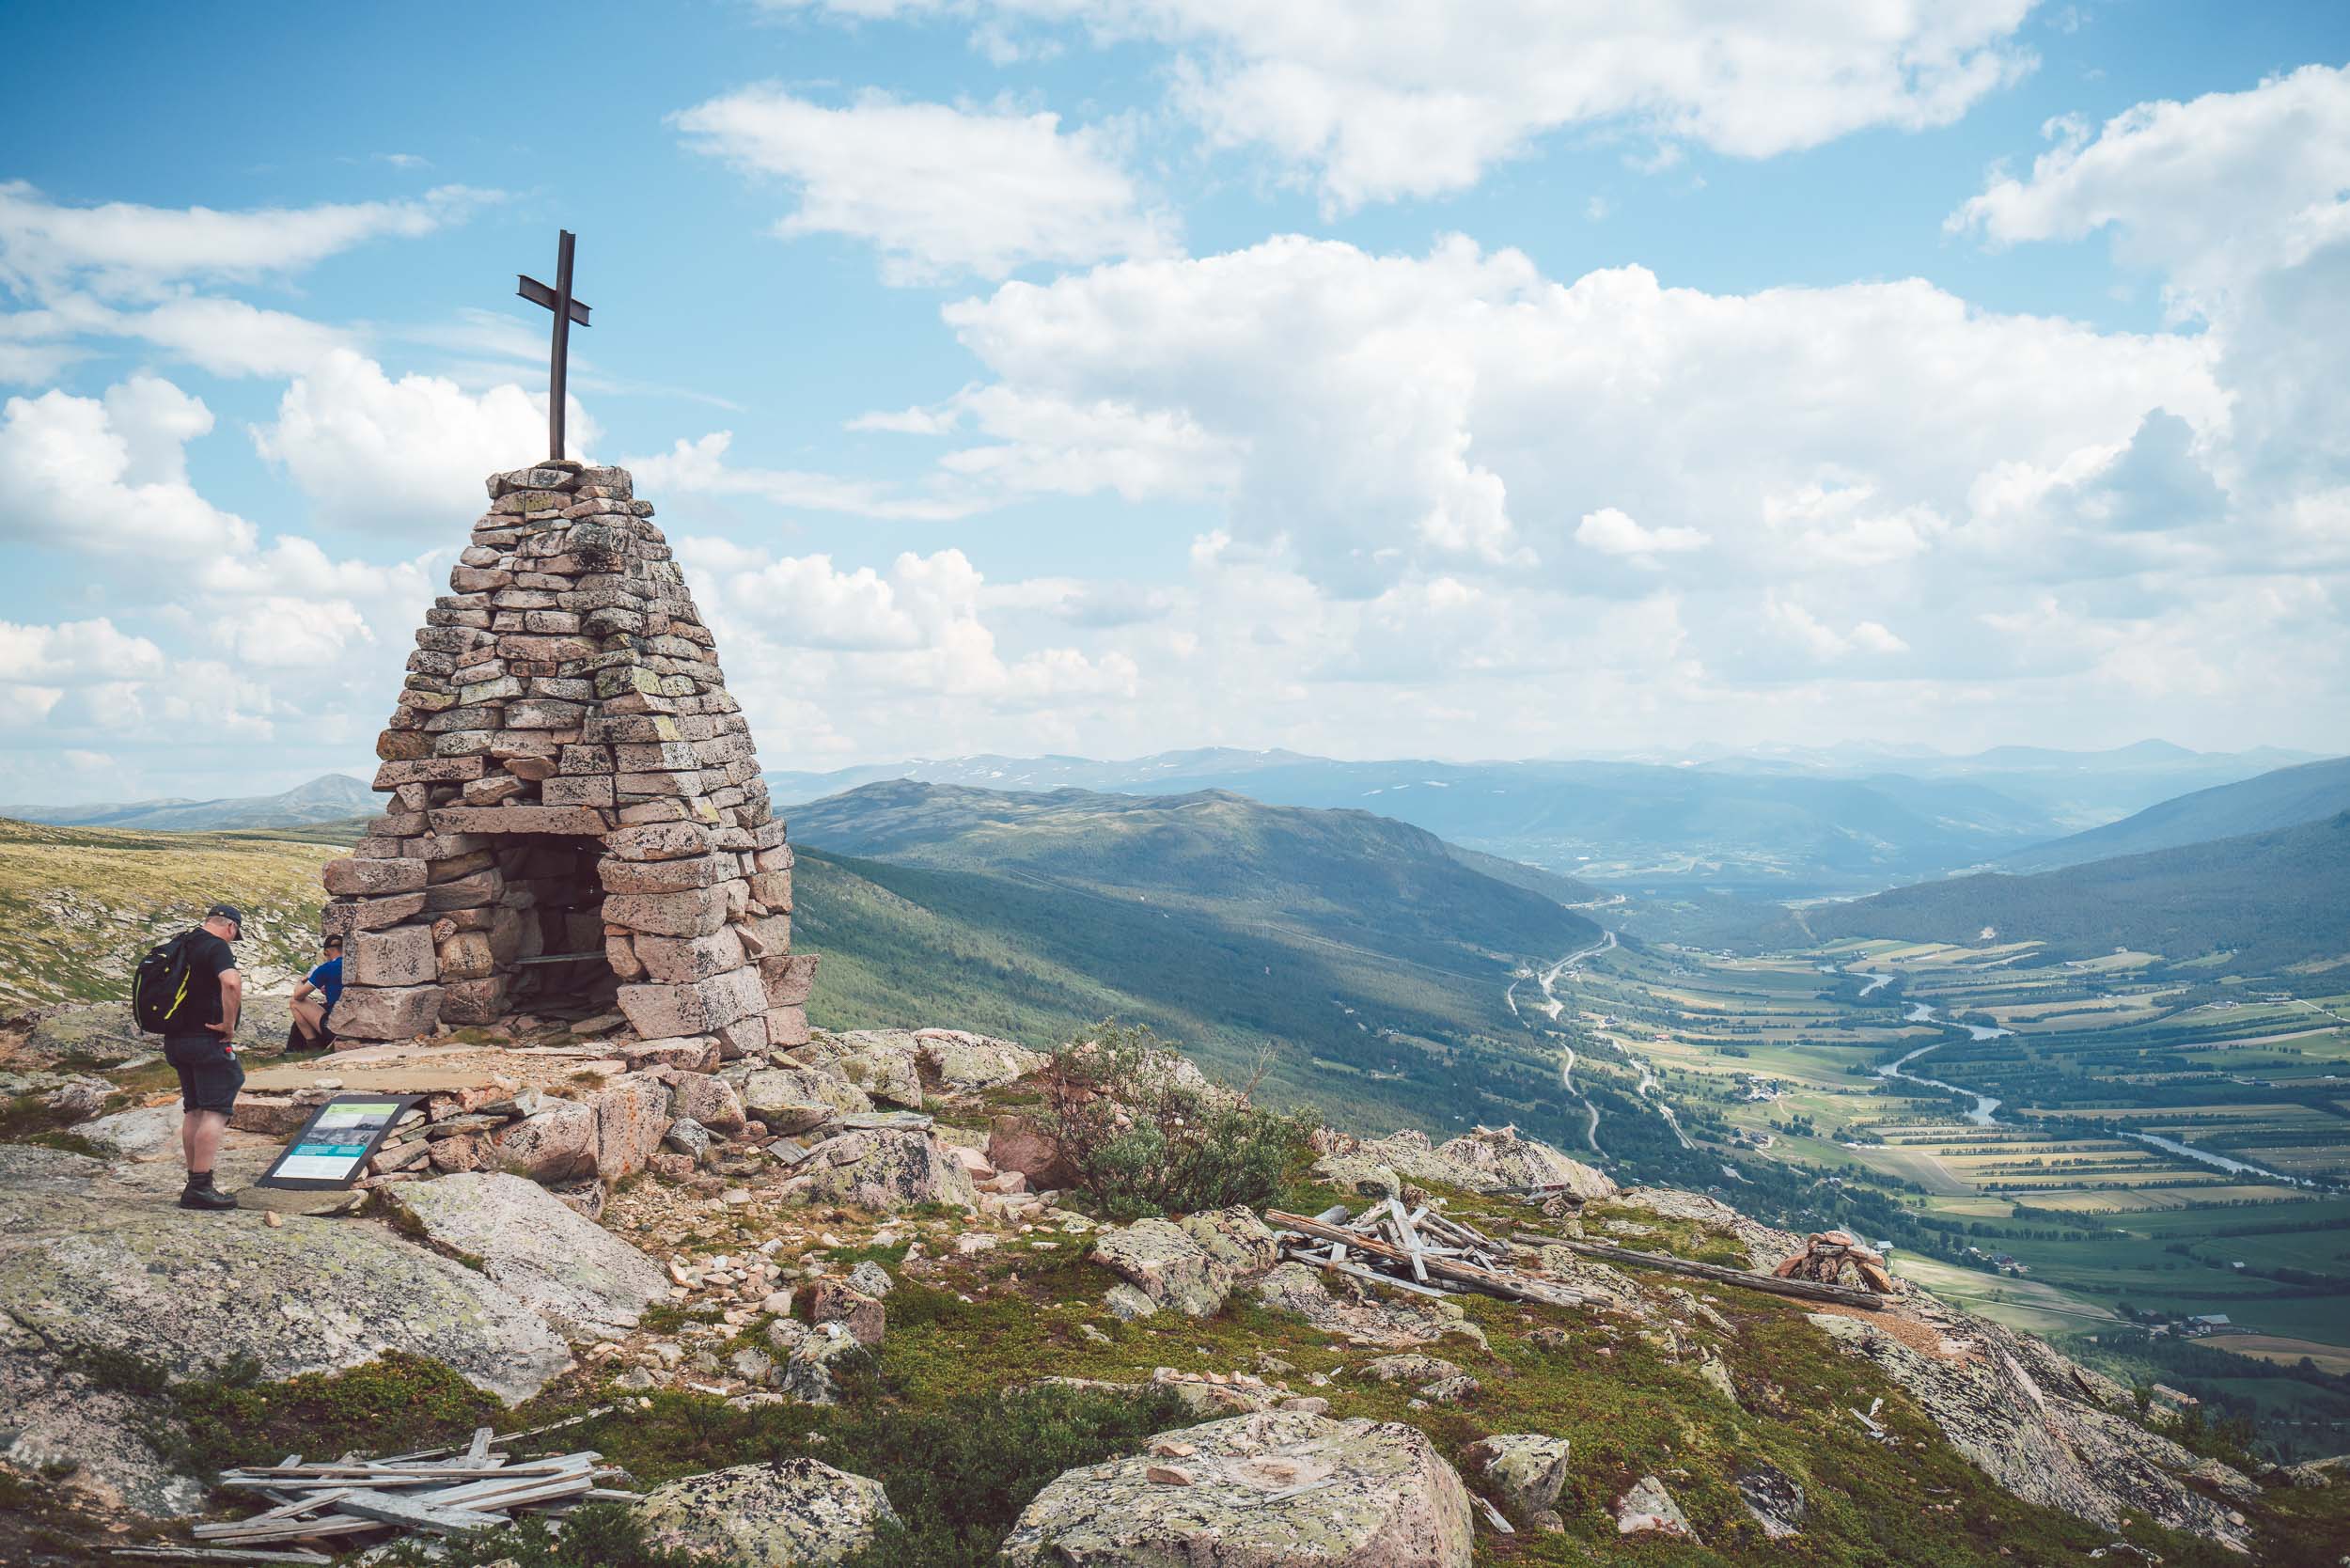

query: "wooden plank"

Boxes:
[378, 1405, 613, 1464]
[1386, 1198, 1430, 1284]
[1511, 1231, 1888, 1309]
[192, 1515, 378, 1544]
[1269, 1212, 1588, 1307]
[462, 1427, 494, 1466]
[224, 1461, 579, 1482]
[111, 1548, 334, 1564]
[335, 1494, 508, 1535]
[1288, 1249, 1460, 1300]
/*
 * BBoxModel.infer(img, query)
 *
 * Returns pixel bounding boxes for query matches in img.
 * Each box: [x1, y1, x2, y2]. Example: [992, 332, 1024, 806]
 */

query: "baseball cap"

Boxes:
[206, 903, 245, 931]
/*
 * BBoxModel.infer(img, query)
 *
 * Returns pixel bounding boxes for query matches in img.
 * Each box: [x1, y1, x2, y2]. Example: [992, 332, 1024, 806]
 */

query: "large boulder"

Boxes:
[18, 1001, 153, 1067]
[73, 1103, 181, 1160]
[632, 1457, 898, 1566]
[987, 1111, 1075, 1190]
[1434, 1125, 1615, 1200]
[489, 1098, 600, 1182]
[1615, 1475, 1700, 1540]
[0, 1340, 208, 1518]
[777, 1125, 978, 1211]
[913, 1027, 1047, 1091]
[386, 1172, 667, 1338]
[1090, 1207, 1277, 1318]
[588, 1074, 673, 1180]
[1808, 1308, 2255, 1550]
[0, 1146, 571, 1404]
[1001, 1410, 1472, 1567]
[1253, 1262, 1466, 1349]
[1733, 1459, 1807, 1540]
[820, 1030, 925, 1108]
[1315, 1126, 1611, 1201]
[1093, 1219, 1225, 1316]
[1615, 1185, 1803, 1272]
[743, 1062, 871, 1132]
[670, 1071, 748, 1134]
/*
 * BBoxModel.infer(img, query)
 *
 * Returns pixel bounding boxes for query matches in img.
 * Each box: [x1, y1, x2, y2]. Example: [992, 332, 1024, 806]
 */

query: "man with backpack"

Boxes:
[133, 904, 246, 1211]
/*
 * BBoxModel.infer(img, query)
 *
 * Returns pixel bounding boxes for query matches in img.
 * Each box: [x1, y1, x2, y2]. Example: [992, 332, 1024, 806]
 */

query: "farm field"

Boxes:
[1545, 936, 2350, 1371]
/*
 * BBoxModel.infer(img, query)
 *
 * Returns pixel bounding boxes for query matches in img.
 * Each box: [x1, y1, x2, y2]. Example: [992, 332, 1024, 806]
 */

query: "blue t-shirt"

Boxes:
[306, 956, 344, 1011]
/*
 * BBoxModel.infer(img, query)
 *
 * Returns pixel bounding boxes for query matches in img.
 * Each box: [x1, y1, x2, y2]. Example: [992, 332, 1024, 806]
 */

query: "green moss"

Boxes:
[171, 1353, 503, 1474]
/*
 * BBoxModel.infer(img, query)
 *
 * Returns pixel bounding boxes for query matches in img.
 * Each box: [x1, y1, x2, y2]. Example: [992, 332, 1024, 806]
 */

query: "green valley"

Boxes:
[787, 781, 1602, 1145]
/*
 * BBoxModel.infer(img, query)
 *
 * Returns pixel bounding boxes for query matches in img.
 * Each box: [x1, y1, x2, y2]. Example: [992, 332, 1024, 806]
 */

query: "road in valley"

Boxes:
[1509, 929, 1616, 1152]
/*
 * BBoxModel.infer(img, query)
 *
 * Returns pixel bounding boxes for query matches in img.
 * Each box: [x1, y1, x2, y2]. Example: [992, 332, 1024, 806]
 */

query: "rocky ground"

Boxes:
[2, 1001, 2345, 1567]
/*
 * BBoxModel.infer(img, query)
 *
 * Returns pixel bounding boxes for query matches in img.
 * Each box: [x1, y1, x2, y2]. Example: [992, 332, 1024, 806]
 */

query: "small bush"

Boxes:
[1043, 1021, 1314, 1221]
[381, 1503, 712, 1568]
[831, 1383, 1189, 1567]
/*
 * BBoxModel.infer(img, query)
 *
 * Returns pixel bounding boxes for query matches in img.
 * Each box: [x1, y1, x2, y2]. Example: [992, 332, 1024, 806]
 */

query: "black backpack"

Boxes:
[132, 931, 203, 1033]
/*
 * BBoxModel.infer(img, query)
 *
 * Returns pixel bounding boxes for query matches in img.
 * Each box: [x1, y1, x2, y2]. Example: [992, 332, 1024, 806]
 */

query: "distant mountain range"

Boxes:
[1790, 812, 2350, 970]
[1, 774, 375, 832]
[787, 779, 1601, 1140]
[769, 743, 2331, 895]
[1994, 756, 2350, 874]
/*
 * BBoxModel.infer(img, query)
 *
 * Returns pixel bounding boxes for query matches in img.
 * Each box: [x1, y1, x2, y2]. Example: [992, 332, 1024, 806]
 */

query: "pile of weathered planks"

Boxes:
[170, 1418, 631, 1557]
[1266, 1200, 1590, 1308]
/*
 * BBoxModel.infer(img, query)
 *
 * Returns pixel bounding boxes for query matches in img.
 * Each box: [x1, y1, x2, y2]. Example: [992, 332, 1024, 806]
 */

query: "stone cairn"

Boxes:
[321, 460, 813, 1054]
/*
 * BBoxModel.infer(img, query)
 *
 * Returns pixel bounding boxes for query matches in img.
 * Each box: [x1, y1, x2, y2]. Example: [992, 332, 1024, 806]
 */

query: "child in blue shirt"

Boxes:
[290, 935, 344, 1049]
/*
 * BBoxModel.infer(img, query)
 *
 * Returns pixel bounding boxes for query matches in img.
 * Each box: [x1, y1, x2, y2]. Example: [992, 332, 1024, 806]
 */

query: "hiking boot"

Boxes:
[179, 1174, 238, 1211]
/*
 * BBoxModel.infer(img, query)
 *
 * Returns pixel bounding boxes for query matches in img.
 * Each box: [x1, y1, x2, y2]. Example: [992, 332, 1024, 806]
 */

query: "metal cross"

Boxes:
[517, 229, 591, 462]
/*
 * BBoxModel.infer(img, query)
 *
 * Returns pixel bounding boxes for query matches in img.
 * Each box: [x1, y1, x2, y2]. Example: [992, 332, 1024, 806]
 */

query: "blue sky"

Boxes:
[2, 1, 2346, 803]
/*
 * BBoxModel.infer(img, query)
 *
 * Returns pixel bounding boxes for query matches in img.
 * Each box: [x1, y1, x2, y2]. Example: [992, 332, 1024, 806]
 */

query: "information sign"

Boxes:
[256, 1094, 425, 1190]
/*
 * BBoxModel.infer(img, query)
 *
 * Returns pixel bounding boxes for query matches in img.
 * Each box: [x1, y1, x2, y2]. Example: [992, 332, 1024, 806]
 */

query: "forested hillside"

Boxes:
[788, 780, 1600, 966]
[1793, 813, 2350, 968]
[792, 847, 1581, 1142]
[1998, 757, 2350, 873]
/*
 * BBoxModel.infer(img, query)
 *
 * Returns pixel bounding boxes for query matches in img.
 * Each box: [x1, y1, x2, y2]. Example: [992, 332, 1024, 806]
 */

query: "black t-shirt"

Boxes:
[174, 930, 238, 1031]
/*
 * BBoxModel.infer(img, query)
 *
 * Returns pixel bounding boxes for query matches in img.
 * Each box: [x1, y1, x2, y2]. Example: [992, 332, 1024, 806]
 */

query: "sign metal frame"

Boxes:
[256, 1093, 427, 1190]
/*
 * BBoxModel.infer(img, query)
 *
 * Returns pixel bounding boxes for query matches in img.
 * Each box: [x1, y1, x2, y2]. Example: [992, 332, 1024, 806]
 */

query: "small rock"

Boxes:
[1615, 1475, 1700, 1542]
[1418, 1373, 1480, 1404]
[1464, 1434, 1569, 1531]
[1104, 1282, 1159, 1321]
[807, 1279, 885, 1347]
[1733, 1459, 1806, 1540]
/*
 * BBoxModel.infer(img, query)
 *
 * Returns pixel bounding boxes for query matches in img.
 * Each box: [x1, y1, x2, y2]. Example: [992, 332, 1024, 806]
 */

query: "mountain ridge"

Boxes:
[1994, 756, 2350, 873]
[1, 772, 375, 832]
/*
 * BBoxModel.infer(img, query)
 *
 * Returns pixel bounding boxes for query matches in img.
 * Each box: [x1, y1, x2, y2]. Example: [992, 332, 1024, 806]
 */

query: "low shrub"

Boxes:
[1042, 1021, 1315, 1220]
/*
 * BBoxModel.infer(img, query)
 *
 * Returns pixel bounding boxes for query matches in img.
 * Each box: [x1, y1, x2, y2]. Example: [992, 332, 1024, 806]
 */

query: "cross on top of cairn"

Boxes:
[517, 229, 591, 463]
[318, 431, 813, 1053]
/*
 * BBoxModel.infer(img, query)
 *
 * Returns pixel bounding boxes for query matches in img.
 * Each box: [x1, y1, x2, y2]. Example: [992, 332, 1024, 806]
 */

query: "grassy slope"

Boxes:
[788, 781, 1600, 961]
[40, 1182, 2350, 1568]
[0, 817, 339, 1011]
[794, 847, 1577, 1142]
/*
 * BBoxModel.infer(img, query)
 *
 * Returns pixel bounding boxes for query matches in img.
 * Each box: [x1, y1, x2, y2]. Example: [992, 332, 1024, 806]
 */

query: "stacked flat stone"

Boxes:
[321, 460, 818, 1053]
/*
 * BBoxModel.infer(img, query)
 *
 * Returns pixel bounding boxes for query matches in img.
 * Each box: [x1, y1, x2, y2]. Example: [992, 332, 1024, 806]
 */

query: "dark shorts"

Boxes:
[164, 1034, 244, 1113]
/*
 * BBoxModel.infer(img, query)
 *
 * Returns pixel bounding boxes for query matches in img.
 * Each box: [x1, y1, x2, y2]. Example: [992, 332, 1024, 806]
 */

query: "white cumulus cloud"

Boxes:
[766, 0, 2037, 209]
[673, 86, 1176, 282]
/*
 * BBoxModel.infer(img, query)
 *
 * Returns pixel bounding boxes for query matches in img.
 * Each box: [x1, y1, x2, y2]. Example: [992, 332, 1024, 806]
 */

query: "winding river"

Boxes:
[1872, 999, 2314, 1185]
[1872, 1001, 2013, 1127]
